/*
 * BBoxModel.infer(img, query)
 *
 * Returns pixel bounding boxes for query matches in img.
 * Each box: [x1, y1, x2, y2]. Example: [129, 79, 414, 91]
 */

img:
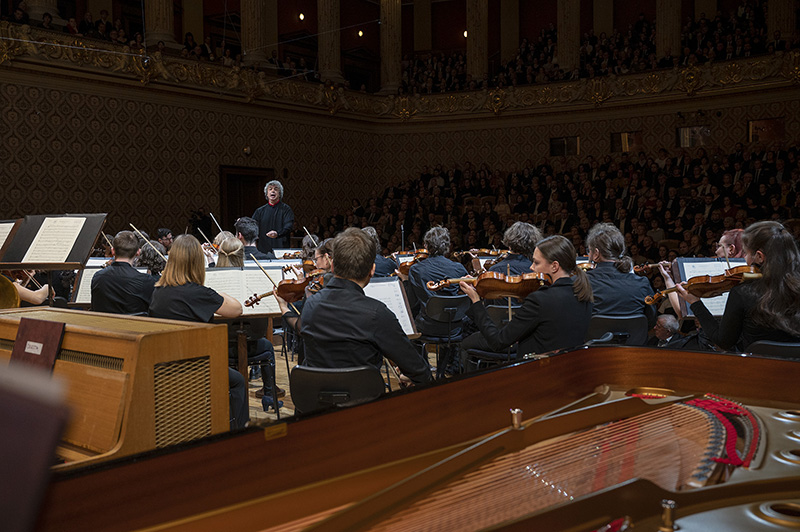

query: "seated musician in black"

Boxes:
[363, 226, 396, 277]
[677, 220, 800, 352]
[135, 239, 166, 282]
[459, 235, 594, 359]
[91, 231, 156, 315]
[487, 221, 541, 276]
[291, 228, 431, 385]
[585, 223, 657, 333]
[148, 235, 249, 429]
[401, 226, 469, 337]
[234, 217, 273, 261]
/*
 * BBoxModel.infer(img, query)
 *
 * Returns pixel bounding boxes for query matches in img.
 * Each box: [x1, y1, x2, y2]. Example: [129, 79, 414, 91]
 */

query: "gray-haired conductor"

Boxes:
[252, 180, 295, 257]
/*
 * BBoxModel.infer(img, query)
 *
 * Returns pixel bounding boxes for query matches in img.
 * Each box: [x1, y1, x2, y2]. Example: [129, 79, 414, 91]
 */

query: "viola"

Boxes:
[633, 263, 659, 276]
[427, 271, 551, 300]
[645, 265, 761, 305]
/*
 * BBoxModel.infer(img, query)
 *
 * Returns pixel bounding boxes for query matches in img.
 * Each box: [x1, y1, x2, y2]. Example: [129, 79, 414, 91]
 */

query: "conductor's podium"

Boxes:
[0, 308, 230, 470]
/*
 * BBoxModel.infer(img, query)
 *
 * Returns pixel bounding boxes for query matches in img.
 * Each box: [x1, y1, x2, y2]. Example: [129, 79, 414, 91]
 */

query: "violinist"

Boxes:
[585, 223, 657, 332]
[275, 238, 334, 334]
[156, 228, 174, 252]
[676, 221, 800, 351]
[148, 235, 249, 428]
[215, 237, 245, 268]
[714, 229, 744, 259]
[486, 222, 541, 276]
[135, 240, 167, 282]
[3, 272, 50, 305]
[91, 231, 156, 315]
[234, 217, 273, 261]
[459, 235, 593, 358]
[400, 226, 468, 337]
[297, 228, 431, 385]
[363, 226, 395, 277]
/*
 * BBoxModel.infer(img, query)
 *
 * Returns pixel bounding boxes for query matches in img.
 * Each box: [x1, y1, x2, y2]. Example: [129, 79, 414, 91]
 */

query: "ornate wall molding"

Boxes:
[2, 22, 799, 121]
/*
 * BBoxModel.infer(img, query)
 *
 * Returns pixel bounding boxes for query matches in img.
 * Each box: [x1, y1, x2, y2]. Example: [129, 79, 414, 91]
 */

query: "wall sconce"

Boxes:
[298, 13, 304, 21]
[358, 30, 364, 37]
[463, 30, 468, 38]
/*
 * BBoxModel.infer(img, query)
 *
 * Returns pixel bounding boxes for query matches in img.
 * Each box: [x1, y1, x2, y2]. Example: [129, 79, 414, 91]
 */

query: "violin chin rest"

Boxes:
[743, 273, 763, 280]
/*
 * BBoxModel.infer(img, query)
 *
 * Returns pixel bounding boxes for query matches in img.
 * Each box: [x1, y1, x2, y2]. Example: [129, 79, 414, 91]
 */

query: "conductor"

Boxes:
[252, 180, 294, 256]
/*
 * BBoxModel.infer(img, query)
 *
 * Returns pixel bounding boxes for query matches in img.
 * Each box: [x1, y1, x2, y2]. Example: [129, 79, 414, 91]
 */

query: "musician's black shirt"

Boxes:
[467, 276, 593, 356]
[586, 262, 657, 329]
[149, 283, 223, 322]
[407, 255, 468, 336]
[301, 277, 432, 385]
[374, 254, 397, 277]
[91, 261, 155, 315]
[690, 280, 800, 351]
[488, 253, 532, 276]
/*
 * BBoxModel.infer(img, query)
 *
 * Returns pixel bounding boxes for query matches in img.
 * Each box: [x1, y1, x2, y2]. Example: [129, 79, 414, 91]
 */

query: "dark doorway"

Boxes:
[219, 166, 275, 235]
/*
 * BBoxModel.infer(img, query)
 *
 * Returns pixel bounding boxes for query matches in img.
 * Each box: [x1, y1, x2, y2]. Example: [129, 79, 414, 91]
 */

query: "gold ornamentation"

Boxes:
[2, 22, 797, 118]
[678, 66, 704, 96]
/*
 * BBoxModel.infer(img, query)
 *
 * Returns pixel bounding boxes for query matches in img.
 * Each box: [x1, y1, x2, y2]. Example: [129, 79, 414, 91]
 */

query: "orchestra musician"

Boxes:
[676, 220, 800, 351]
[147, 235, 249, 429]
[234, 217, 272, 261]
[135, 240, 166, 281]
[252, 180, 294, 257]
[3, 272, 50, 305]
[486, 221, 542, 276]
[91, 231, 155, 315]
[215, 237, 244, 268]
[400, 226, 469, 337]
[362, 226, 396, 277]
[459, 235, 594, 358]
[585, 223, 657, 332]
[294, 228, 432, 385]
[714, 228, 745, 259]
[156, 228, 174, 252]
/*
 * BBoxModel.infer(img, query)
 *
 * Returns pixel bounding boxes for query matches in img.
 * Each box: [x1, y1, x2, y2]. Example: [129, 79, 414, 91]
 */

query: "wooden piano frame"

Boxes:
[0, 308, 230, 471]
[36, 345, 800, 531]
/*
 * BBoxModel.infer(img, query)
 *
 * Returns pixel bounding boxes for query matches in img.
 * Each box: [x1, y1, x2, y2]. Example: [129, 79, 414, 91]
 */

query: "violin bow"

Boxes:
[209, 212, 224, 235]
[102, 232, 113, 249]
[303, 226, 318, 247]
[250, 253, 301, 316]
[129, 223, 167, 261]
[197, 227, 214, 248]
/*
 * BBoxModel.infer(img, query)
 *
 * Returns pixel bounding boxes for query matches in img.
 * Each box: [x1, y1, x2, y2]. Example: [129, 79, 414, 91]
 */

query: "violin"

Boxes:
[282, 259, 315, 275]
[245, 269, 327, 307]
[2, 270, 41, 289]
[427, 271, 552, 300]
[576, 262, 595, 271]
[283, 251, 302, 259]
[393, 249, 429, 276]
[645, 265, 761, 305]
[483, 252, 509, 270]
[633, 263, 659, 276]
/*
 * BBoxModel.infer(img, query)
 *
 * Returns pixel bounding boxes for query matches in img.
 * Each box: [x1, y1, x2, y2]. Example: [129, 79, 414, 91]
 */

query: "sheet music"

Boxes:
[242, 269, 282, 314]
[682, 260, 737, 316]
[364, 278, 416, 336]
[74, 268, 100, 305]
[0, 222, 14, 249]
[22, 217, 86, 263]
[204, 268, 283, 315]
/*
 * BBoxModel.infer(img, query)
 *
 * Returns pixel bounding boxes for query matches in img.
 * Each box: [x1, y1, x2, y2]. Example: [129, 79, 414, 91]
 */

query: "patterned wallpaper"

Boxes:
[2, 69, 799, 236]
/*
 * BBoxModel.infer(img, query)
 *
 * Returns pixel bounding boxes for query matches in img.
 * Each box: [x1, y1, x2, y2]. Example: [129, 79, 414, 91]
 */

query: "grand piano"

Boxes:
[36, 345, 800, 531]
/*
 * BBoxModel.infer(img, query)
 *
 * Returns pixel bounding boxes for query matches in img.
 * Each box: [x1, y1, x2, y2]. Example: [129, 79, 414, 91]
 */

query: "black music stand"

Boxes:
[0, 214, 107, 306]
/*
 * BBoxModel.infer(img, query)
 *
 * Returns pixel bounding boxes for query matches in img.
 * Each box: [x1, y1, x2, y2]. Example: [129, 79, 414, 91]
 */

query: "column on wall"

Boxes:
[25, 0, 62, 23]
[466, 0, 488, 83]
[241, 0, 268, 65]
[145, 0, 177, 45]
[500, 0, 520, 64]
[182, 0, 204, 48]
[656, 0, 681, 59]
[593, 0, 613, 37]
[318, 0, 344, 83]
[557, 0, 580, 72]
[380, 0, 402, 94]
[766, 0, 794, 45]
[414, 0, 432, 52]
[694, 0, 717, 21]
